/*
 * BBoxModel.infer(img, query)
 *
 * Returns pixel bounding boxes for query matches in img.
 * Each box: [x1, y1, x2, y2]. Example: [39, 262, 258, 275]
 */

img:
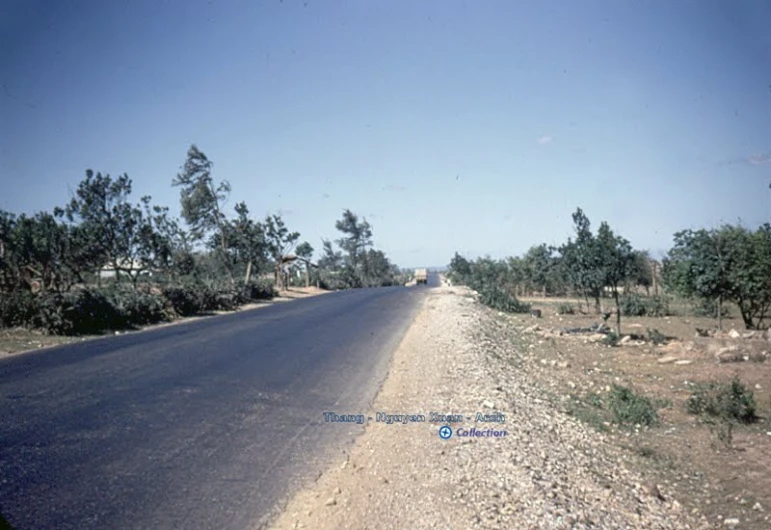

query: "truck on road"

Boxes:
[414, 268, 428, 285]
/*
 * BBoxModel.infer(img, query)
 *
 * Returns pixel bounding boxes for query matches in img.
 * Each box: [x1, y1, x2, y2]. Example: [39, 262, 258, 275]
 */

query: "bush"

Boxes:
[242, 280, 277, 301]
[687, 377, 757, 424]
[556, 302, 575, 315]
[162, 284, 204, 316]
[647, 328, 667, 345]
[35, 289, 124, 335]
[0, 290, 39, 328]
[647, 295, 671, 317]
[608, 384, 659, 427]
[107, 287, 168, 327]
[620, 294, 648, 317]
[692, 298, 729, 318]
[601, 331, 620, 347]
[478, 286, 531, 313]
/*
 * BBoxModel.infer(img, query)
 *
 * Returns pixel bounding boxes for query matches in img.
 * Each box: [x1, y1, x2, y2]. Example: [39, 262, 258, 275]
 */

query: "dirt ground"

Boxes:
[513, 296, 771, 529]
[265, 284, 714, 529]
[0, 286, 330, 358]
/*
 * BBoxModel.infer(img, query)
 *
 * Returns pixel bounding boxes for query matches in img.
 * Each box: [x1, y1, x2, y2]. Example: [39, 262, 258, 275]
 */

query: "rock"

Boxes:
[657, 356, 679, 364]
[716, 347, 744, 363]
[642, 481, 665, 501]
[325, 497, 337, 506]
[742, 331, 757, 339]
[588, 333, 606, 342]
[620, 335, 632, 345]
[723, 518, 740, 527]
[728, 329, 741, 339]
[753, 502, 763, 512]
[674, 360, 693, 365]
[482, 399, 495, 409]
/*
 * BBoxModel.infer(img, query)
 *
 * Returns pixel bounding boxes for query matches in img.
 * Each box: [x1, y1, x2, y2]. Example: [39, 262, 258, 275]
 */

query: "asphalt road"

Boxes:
[0, 276, 439, 530]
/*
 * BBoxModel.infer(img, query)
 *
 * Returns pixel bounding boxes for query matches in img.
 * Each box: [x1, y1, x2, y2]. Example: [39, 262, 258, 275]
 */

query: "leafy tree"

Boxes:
[58, 170, 161, 289]
[595, 222, 636, 335]
[559, 208, 605, 313]
[295, 241, 314, 287]
[663, 228, 733, 329]
[335, 209, 373, 286]
[228, 202, 268, 285]
[264, 214, 300, 290]
[172, 145, 234, 283]
[523, 244, 555, 297]
[722, 224, 771, 329]
[628, 250, 654, 294]
[448, 252, 473, 285]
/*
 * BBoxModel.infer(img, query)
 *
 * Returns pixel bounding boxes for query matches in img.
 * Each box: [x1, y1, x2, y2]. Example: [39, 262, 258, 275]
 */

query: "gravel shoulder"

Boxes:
[266, 284, 706, 530]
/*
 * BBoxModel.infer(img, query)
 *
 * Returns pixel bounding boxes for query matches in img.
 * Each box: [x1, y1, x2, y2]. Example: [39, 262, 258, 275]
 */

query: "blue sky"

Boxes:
[2, 0, 770, 268]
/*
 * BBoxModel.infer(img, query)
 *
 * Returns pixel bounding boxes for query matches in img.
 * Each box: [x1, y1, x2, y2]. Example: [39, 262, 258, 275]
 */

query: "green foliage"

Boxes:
[687, 377, 757, 424]
[601, 330, 620, 346]
[647, 328, 667, 345]
[0, 290, 39, 327]
[607, 384, 659, 427]
[692, 298, 729, 318]
[620, 293, 648, 317]
[664, 224, 771, 329]
[556, 302, 575, 315]
[647, 295, 672, 317]
[106, 286, 168, 327]
[478, 286, 531, 313]
[242, 280, 277, 301]
[162, 284, 205, 316]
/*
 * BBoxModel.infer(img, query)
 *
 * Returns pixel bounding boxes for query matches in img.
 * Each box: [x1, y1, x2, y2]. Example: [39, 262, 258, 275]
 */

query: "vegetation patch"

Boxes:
[607, 384, 660, 427]
[687, 376, 757, 424]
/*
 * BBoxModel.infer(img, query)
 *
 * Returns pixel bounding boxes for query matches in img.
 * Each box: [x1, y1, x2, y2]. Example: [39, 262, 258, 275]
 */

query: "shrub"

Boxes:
[608, 384, 659, 427]
[556, 302, 575, 315]
[162, 284, 204, 316]
[242, 280, 277, 301]
[107, 287, 168, 327]
[0, 290, 39, 328]
[692, 298, 729, 318]
[478, 286, 531, 313]
[620, 294, 647, 317]
[647, 328, 667, 345]
[601, 331, 620, 347]
[35, 289, 124, 335]
[687, 377, 757, 424]
[647, 295, 671, 317]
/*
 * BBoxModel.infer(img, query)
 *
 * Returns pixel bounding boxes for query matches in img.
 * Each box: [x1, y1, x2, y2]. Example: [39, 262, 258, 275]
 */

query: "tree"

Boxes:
[58, 170, 160, 289]
[595, 222, 636, 335]
[264, 214, 300, 291]
[663, 228, 733, 329]
[295, 241, 314, 287]
[722, 224, 771, 329]
[523, 244, 553, 297]
[448, 252, 472, 285]
[335, 209, 373, 286]
[172, 145, 234, 283]
[628, 250, 654, 295]
[559, 208, 605, 313]
[228, 202, 268, 285]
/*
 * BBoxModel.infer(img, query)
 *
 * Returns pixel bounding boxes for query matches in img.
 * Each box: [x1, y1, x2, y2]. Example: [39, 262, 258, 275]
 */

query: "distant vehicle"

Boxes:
[414, 268, 428, 285]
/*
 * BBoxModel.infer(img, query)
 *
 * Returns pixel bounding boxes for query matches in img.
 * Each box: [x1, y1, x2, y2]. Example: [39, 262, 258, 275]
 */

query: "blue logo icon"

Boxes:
[439, 426, 453, 440]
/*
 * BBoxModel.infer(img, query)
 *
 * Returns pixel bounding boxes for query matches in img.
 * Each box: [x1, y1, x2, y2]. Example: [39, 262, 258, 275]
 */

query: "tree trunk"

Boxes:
[594, 295, 601, 314]
[305, 263, 310, 288]
[614, 290, 622, 336]
[717, 295, 723, 330]
[244, 260, 252, 286]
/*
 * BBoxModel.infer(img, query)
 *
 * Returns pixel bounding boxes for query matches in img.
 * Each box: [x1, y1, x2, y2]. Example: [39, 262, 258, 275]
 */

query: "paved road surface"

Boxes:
[0, 277, 438, 529]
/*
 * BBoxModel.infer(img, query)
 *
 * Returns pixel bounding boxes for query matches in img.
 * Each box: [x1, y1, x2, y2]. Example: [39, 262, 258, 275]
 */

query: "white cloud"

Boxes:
[748, 152, 771, 165]
[537, 135, 553, 145]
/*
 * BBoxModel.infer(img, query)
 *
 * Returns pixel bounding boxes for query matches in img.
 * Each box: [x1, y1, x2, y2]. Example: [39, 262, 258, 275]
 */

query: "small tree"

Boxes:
[595, 222, 636, 336]
[264, 214, 300, 291]
[295, 241, 314, 287]
[172, 145, 234, 284]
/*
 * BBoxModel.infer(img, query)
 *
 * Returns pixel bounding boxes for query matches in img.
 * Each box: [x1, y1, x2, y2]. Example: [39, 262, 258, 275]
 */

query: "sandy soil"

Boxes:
[265, 284, 707, 530]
